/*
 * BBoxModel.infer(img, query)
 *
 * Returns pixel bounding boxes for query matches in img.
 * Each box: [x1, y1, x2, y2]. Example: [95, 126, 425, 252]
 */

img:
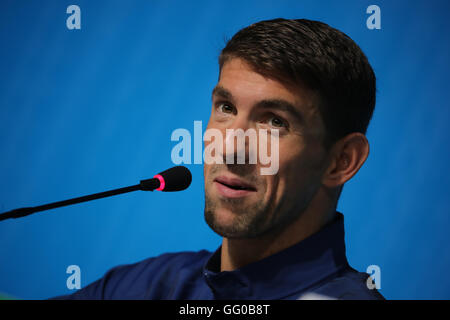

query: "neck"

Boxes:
[220, 187, 337, 272]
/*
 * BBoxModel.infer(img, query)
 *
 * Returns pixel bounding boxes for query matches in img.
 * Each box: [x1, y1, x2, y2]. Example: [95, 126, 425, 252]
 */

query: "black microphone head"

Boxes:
[154, 166, 192, 192]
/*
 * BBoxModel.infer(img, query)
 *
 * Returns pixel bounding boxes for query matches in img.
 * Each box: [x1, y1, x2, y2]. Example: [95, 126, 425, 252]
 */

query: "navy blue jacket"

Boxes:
[54, 213, 384, 300]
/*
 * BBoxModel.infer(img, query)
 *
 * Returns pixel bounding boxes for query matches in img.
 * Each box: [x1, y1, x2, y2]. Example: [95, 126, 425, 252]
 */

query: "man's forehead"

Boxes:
[214, 58, 320, 118]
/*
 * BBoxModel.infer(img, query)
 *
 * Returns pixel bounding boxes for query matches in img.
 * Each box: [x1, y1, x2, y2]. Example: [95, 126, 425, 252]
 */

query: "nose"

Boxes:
[221, 114, 256, 167]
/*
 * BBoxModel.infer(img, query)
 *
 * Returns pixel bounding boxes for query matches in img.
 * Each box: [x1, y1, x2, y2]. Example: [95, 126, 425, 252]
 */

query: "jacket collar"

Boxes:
[203, 212, 349, 299]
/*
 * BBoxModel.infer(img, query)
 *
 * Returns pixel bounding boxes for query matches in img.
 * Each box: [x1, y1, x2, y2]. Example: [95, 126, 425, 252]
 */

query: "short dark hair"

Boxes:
[219, 18, 376, 149]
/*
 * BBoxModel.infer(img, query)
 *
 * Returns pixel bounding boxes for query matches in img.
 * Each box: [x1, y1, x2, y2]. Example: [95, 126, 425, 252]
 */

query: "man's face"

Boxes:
[204, 58, 328, 239]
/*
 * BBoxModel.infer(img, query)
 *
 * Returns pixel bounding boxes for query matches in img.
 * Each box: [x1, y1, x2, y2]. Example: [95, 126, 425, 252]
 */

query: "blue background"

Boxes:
[0, 0, 449, 300]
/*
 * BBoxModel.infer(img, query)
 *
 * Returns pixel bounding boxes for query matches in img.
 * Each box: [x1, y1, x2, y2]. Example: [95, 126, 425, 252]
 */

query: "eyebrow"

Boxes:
[211, 85, 304, 124]
[212, 85, 234, 102]
[255, 99, 304, 124]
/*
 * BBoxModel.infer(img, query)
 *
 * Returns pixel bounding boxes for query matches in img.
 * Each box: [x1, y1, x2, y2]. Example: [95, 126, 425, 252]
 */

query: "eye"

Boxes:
[268, 116, 287, 128]
[217, 103, 235, 114]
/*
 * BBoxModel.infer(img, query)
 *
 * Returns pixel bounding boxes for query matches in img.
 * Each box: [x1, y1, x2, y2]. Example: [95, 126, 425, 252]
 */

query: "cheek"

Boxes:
[270, 140, 319, 199]
[277, 140, 304, 176]
[263, 142, 301, 199]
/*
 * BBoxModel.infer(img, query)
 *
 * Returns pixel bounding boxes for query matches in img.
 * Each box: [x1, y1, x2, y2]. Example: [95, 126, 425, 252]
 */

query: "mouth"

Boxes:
[213, 175, 257, 198]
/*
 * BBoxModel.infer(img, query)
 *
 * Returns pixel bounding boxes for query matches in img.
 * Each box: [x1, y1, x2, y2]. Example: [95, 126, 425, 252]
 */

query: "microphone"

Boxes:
[139, 165, 192, 192]
[0, 166, 192, 222]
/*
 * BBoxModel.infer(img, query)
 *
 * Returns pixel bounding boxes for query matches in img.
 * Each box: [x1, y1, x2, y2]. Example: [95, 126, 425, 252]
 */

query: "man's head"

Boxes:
[204, 18, 376, 240]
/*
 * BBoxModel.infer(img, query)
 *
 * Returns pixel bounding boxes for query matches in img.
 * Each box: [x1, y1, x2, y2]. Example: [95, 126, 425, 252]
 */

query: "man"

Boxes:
[54, 18, 384, 300]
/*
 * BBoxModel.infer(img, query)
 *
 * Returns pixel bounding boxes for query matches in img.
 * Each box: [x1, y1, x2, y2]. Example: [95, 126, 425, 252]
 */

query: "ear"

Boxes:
[322, 133, 370, 188]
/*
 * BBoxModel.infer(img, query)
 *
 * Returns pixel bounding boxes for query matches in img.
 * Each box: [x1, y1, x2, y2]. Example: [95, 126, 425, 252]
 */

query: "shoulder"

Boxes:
[299, 267, 385, 300]
[110, 250, 211, 278]
[53, 250, 211, 300]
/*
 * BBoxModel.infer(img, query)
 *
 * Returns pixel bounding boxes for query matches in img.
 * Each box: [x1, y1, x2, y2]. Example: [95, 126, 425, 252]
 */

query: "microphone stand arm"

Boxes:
[0, 178, 159, 222]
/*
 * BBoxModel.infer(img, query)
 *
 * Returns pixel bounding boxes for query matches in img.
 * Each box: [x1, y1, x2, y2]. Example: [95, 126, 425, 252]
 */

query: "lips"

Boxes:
[213, 175, 257, 198]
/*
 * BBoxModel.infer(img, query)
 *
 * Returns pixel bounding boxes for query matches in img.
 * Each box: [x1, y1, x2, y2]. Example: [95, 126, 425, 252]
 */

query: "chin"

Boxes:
[209, 206, 238, 227]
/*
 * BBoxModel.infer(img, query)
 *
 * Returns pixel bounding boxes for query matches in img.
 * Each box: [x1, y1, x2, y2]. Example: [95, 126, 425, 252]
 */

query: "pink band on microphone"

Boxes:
[153, 174, 165, 191]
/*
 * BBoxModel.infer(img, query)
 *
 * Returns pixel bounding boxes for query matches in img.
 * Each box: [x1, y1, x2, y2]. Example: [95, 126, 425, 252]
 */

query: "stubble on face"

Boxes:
[204, 162, 317, 240]
[204, 164, 274, 239]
